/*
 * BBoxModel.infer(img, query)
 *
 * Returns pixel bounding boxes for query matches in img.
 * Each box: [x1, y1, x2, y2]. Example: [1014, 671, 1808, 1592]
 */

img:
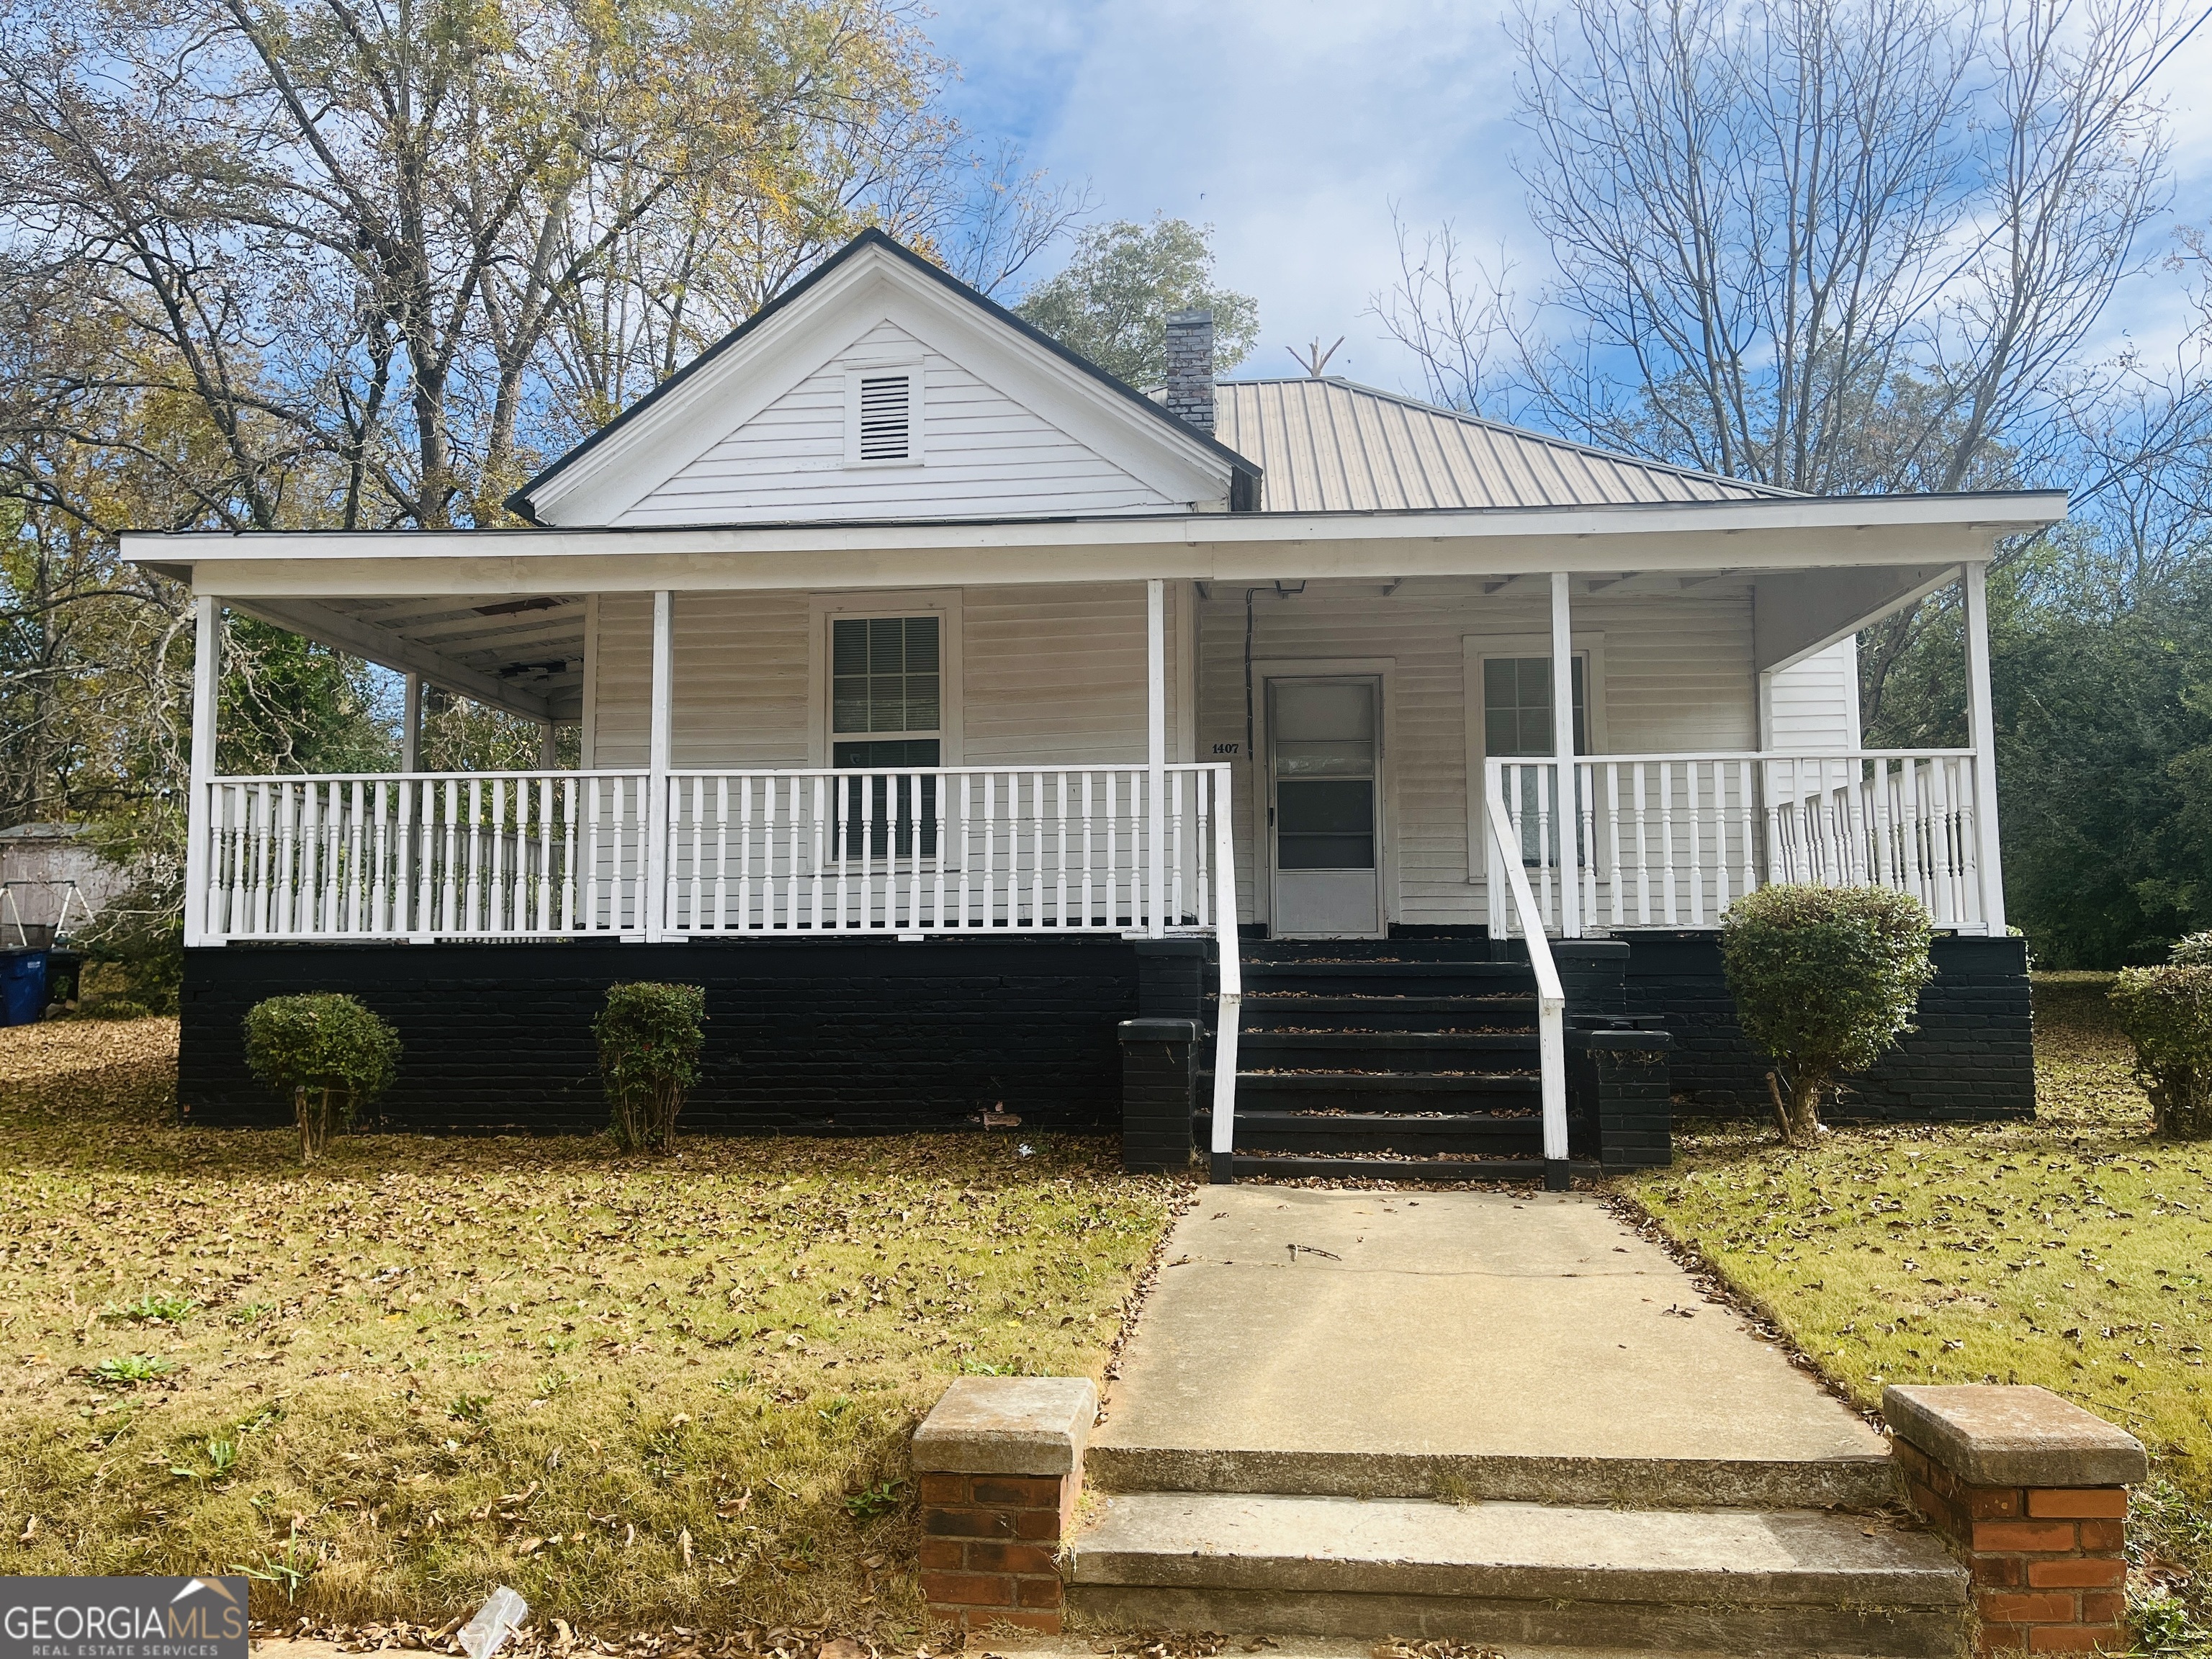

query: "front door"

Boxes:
[1267, 676, 1382, 938]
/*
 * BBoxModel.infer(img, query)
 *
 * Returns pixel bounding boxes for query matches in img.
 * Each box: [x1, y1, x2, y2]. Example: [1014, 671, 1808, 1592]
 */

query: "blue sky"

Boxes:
[925, 0, 2212, 399]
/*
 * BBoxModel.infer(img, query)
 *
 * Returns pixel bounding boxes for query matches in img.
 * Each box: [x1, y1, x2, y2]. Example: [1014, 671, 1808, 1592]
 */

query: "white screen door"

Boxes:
[1268, 676, 1382, 938]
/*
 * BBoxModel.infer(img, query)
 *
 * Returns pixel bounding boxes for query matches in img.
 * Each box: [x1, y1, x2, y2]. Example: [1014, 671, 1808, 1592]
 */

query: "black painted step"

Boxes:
[1225, 1152, 1596, 1183]
[1238, 1031, 1539, 1058]
[1222, 1074, 1541, 1118]
[1227, 994, 1540, 1031]
[1242, 961, 1534, 990]
[1195, 1108, 1543, 1154]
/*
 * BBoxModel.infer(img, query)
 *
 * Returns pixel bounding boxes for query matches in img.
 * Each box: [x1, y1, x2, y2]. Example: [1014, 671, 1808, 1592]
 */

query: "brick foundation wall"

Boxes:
[179, 935, 1138, 1135]
[1627, 932, 2033, 1120]
[917, 1470, 1074, 1632]
[1894, 1441, 2127, 1654]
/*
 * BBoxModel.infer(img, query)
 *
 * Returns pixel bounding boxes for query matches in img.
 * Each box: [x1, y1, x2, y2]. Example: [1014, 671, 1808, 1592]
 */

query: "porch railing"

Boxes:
[194, 763, 1234, 943]
[1483, 750, 1991, 937]
[1481, 789, 1570, 1185]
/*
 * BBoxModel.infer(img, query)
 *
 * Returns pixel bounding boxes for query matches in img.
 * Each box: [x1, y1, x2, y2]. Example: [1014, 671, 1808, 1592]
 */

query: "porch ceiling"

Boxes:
[228, 593, 586, 723]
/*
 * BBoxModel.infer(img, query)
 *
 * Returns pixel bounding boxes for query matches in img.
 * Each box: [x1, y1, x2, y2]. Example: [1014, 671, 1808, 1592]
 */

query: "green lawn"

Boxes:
[1620, 972, 2212, 1650]
[0, 1020, 1182, 1639]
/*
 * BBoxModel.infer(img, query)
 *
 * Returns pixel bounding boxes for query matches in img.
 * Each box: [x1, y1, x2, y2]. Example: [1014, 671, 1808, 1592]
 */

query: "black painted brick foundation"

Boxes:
[179, 936, 1139, 1136]
[1118, 1018, 1200, 1174]
[1624, 931, 2034, 1122]
[1570, 1028, 1674, 1169]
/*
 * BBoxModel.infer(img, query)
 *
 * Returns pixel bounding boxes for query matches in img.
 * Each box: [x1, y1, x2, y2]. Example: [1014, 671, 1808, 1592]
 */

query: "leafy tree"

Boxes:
[1869, 534, 2212, 966]
[1016, 217, 1259, 387]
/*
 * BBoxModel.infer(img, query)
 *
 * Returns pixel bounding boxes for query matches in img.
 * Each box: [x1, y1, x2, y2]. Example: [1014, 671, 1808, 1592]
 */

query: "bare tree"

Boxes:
[1377, 0, 2203, 726]
[0, 0, 1076, 531]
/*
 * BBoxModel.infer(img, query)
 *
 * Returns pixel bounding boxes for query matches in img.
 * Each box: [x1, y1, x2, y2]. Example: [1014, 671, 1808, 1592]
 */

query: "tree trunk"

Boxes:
[1766, 1069, 1824, 1148]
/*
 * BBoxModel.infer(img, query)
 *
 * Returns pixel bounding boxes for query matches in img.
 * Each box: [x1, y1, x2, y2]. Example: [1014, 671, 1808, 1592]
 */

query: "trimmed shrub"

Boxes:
[2170, 931, 2212, 967]
[2110, 965, 2212, 1138]
[596, 982, 707, 1153]
[243, 993, 402, 1164]
[1720, 884, 1936, 1148]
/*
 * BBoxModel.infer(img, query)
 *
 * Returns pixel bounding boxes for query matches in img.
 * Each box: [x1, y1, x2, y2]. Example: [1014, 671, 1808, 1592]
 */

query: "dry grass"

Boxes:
[0, 1019, 1183, 1639]
[1620, 972, 2212, 1647]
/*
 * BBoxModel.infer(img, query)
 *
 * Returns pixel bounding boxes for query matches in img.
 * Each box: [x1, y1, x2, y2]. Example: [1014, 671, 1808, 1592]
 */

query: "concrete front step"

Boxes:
[1066, 1492, 1968, 1655]
[1084, 1443, 1899, 1511]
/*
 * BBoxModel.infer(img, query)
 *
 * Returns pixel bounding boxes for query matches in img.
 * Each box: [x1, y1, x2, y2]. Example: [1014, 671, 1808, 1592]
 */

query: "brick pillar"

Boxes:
[911, 1375, 1095, 1635]
[1886, 1385, 2146, 1655]
[1119, 1017, 1198, 1174]
[1591, 1026, 1673, 1170]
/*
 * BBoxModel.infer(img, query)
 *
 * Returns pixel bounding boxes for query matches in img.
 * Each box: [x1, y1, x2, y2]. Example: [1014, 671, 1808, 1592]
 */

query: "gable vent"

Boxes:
[857, 373, 912, 460]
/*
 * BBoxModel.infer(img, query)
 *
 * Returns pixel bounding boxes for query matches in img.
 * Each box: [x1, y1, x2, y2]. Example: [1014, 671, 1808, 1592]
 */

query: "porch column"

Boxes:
[1964, 562, 2008, 932]
[646, 590, 673, 940]
[1550, 572, 1581, 937]
[400, 672, 423, 772]
[537, 719, 557, 770]
[182, 594, 220, 949]
[1146, 577, 1166, 938]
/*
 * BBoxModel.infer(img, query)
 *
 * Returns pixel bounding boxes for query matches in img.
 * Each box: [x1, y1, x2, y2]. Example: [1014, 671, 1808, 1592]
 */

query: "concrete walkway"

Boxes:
[1090, 1187, 1891, 1509]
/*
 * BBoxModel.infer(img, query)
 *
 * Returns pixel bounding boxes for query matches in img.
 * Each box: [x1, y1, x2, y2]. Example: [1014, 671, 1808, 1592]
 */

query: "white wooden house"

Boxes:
[124, 230, 2059, 1182]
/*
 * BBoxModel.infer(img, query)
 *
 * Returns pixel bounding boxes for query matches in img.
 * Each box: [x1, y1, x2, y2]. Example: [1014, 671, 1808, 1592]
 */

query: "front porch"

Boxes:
[167, 557, 2031, 1179]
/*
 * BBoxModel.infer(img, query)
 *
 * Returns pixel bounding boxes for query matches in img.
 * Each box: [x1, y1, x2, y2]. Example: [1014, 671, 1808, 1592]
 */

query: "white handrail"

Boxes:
[1485, 788, 1570, 1178]
[1208, 768, 1242, 1180]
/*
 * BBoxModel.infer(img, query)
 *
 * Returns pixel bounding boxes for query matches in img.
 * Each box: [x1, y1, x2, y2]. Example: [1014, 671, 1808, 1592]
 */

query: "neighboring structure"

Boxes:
[121, 230, 2058, 1179]
[0, 822, 120, 947]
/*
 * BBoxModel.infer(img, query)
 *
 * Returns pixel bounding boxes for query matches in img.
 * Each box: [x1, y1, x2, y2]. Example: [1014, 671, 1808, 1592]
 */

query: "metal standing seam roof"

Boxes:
[1210, 378, 1793, 512]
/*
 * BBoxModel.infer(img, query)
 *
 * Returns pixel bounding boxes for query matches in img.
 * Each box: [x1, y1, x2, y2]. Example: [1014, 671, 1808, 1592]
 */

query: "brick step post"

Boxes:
[1885, 1384, 2147, 1655]
[911, 1376, 1095, 1635]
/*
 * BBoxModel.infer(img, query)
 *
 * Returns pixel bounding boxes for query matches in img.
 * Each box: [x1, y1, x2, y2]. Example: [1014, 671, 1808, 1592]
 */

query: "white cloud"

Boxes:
[930, 0, 1529, 389]
[929, 0, 2212, 396]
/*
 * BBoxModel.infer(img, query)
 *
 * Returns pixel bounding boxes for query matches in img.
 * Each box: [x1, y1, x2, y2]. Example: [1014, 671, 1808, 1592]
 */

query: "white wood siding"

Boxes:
[590, 580, 1763, 928]
[1765, 638, 1862, 752]
[613, 320, 1181, 527]
[1195, 583, 1758, 927]
[588, 583, 1189, 770]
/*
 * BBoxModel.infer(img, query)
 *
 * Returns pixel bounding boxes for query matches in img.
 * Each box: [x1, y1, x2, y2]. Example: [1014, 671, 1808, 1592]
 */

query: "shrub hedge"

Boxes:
[1720, 884, 1936, 1146]
[595, 981, 708, 1153]
[242, 992, 402, 1163]
[2110, 964, 2212, 1138]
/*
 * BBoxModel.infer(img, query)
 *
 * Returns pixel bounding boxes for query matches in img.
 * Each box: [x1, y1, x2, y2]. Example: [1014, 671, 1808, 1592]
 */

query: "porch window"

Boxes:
[1482, 656, 1586, 757]
[1483, 655, 1588, 867]
[832, 615, 940, 858]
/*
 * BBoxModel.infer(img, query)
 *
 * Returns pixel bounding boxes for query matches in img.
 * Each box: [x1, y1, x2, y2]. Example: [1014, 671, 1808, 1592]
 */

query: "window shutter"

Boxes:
[856, 373, 911, 461]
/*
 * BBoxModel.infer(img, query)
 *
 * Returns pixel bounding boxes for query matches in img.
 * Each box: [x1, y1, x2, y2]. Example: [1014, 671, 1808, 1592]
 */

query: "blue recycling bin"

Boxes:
[0, 949, 48, 1026]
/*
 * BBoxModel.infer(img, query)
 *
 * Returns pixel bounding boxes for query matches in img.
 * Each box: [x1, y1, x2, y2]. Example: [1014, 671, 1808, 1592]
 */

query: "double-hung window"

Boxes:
[831, 616, 941, 858]
[1482, 655, 1588, 867]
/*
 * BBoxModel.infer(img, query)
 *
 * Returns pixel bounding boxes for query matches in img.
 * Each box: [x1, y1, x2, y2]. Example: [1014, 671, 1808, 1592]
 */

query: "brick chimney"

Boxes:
[1164, 310, 1215, 436]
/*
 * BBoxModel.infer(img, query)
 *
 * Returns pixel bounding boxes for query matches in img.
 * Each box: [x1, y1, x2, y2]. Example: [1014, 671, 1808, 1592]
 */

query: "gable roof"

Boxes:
[1214, 378, 1791, 513]
[511, 229, 1261, 526]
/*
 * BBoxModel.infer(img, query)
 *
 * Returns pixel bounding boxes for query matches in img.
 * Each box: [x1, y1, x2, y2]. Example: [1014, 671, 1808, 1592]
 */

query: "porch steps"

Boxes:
[1066, 1491, 1967, 1655]
[1201, 940, 1554, 1179]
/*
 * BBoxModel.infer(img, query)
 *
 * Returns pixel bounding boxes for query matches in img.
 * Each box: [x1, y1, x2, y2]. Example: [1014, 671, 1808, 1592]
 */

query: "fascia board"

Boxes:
[528, 251, 1231, 525]
[127, 489, 2068, 577]
[149, 526, 2041, 605]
